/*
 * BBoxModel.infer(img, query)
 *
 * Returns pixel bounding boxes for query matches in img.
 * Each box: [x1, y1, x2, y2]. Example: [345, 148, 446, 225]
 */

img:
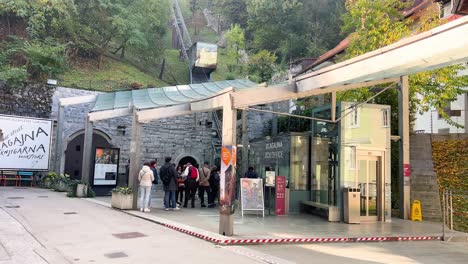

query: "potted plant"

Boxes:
[54, 174, 70, 192]
[42, 172, 58, 189]
[67, 179, 88, 198]
[111, 187, 134, 210]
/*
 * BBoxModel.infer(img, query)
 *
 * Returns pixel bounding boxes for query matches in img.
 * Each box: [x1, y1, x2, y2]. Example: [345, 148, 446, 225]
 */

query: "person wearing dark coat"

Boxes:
[244, 166, 259, 179]
[160, 157, 179, 211]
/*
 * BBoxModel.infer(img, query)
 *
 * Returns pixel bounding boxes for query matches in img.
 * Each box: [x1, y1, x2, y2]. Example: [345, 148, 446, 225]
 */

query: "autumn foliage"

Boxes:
[432, 139, 468, 232]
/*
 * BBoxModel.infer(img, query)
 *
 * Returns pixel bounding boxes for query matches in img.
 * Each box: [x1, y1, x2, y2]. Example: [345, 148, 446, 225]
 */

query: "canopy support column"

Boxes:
[54, 103, 65, 174]
[241, 110, 248, 179]
[81, 116, 93, 184]
[129, 109, 142, 209]
[399, 76, 410, 219]
[219, 94, 237, 236]
[331, 92, 336, 122]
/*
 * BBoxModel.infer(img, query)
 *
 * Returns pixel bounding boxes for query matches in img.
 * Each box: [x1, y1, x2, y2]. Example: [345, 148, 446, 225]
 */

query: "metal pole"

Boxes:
[81, 115, 93, 184]
[129, 109, 142, 209]
[54, 103, 65, 174]
[442, 190, 446, 240]
[398, 76, 411, 219]
[450, 190, 453, 230]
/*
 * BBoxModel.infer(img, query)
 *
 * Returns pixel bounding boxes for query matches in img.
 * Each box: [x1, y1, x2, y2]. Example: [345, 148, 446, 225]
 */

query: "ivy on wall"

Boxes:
[432, 139, 468, 232]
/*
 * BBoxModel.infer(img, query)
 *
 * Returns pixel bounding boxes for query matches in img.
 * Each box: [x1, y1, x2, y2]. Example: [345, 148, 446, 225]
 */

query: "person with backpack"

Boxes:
[138, 162, 154, 212]
[182, 162, 199, 208]
[208, 166, 220, 208]
[159, 157, 179, 211]
[198, 162, 211, 208]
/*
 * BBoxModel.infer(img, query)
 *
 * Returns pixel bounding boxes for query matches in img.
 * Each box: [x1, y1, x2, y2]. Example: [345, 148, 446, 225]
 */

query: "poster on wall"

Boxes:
[93, 147, 119, 185]
[265, 171, 276, 186]
[240, 178, 264, 217]
[219, 145, 236, 215]
[0, 114, 52, 170]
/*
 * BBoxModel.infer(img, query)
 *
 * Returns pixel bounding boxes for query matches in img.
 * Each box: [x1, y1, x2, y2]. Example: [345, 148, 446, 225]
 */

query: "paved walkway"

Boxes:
[93, 188, 464, 241]
[0, 187, 275, 264]
[1, 187, 467, 264]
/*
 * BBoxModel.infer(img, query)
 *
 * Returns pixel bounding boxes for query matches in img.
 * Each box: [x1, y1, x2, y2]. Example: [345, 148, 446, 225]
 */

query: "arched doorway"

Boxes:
[177, 156, 198, 168]
[64, 130, 113, 180]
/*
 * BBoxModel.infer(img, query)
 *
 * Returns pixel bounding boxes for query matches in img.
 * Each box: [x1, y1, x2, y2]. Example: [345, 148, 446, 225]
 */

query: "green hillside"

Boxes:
[59, 57, 168, 91]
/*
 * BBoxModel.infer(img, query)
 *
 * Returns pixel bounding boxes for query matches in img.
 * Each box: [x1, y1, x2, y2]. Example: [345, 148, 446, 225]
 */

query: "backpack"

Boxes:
[160, 165, 171, 185]
[188, 166, 198, 180]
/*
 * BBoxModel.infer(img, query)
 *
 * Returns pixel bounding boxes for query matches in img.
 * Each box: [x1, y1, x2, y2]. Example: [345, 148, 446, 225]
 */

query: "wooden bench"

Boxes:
[1, 171, 18, 186]
[17, 171, 34, 187]
[301, 201, 340, 222]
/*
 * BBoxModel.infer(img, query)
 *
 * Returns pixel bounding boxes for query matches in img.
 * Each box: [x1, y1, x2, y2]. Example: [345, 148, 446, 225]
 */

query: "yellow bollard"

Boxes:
[410, 200, 423, 221]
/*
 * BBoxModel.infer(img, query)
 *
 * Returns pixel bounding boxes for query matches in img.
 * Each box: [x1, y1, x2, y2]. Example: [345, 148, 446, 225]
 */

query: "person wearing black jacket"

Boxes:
[244, 166, 259, 179]
[160, 157, 179, 211]
[208, 166, 220, 208]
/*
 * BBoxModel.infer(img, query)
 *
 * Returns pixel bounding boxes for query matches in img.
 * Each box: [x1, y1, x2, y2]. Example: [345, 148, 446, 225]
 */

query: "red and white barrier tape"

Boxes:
[163, 223, 441, 245]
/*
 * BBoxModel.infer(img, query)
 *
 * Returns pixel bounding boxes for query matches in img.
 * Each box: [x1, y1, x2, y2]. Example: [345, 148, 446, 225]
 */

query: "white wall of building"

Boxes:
[414, 92, 467, 133]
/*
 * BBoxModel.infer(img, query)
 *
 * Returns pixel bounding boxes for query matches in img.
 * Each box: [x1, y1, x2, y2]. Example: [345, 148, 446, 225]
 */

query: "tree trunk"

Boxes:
[120, 46, 125, 59]
[98, 53, 103, 69]
[159, 58, 166, 80]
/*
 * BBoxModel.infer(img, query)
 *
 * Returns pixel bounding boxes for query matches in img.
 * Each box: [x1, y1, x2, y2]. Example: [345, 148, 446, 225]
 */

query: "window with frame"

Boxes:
[347, 146, 356, 170]
[382, 109, 390, 127]
[349, 107, 360, 128]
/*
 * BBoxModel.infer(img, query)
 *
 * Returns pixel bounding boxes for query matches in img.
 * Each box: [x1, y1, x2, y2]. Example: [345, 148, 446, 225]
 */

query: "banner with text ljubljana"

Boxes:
[0, 115, 52, 170]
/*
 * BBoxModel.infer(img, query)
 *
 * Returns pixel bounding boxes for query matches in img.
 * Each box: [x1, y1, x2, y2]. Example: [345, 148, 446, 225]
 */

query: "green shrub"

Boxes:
[112, 187, 133, 195]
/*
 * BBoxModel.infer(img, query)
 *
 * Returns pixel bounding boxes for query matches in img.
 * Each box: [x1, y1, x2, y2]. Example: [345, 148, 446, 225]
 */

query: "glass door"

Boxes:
[357, 151, 382, 221]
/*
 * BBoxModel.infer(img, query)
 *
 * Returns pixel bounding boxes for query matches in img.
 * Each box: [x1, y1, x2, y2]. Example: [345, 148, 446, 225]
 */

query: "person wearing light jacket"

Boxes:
[138, 162, 154, 212]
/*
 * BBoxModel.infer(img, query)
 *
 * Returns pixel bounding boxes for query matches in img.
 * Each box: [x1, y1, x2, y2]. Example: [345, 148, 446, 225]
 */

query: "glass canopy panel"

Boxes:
[225, 79, 251, 90]
[202, 82, 225, 93]
[147, 87, 178, 106]
[114, 91, 132, 109]
[213, 80, 232, 90]
[176, 85, 204, 99]
[132, 89, 157, 110]
[188, 83, 214, 96]
[237, 79, 258, 88]
[163, 86, 191, 102]
[91, 93, 115, 112]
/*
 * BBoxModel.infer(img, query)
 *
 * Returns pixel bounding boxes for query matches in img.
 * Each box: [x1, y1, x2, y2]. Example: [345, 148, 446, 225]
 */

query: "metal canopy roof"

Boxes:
[90, 79, 257, 112]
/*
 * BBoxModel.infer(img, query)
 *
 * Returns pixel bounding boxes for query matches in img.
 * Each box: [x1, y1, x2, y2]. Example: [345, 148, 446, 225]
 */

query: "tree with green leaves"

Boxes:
[340, 0, 468, 128]
[71, 0, 169, 68]
[247, 49, 277, 83]
[245, 0, 344, 63]
[213, 0, 248, 29]
[224, 24, 245, 65]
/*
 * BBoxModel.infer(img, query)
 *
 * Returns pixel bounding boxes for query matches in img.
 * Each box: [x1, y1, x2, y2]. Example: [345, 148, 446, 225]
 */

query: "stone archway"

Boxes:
[64, 129, 113, 180]
[175, 155, 199, 168]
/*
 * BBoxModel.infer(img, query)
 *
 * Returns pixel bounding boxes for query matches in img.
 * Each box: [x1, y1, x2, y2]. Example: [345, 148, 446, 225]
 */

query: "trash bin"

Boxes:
[343, 188, 360, 224]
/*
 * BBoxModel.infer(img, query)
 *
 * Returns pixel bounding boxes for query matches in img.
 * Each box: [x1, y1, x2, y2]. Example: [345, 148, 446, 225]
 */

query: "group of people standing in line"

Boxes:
[138, 157, 220, 212]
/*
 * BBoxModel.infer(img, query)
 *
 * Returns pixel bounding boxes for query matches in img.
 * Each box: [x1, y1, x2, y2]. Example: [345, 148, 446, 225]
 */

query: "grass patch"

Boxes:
[59, 57, 167, 91]
[162, 49, 190, 84]
[432, 139, 468, 232]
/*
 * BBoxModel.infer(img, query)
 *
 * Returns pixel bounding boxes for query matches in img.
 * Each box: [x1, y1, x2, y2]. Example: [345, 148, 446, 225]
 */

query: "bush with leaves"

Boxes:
[247, 50, 277, 83]
[112, 187, 134, 195]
